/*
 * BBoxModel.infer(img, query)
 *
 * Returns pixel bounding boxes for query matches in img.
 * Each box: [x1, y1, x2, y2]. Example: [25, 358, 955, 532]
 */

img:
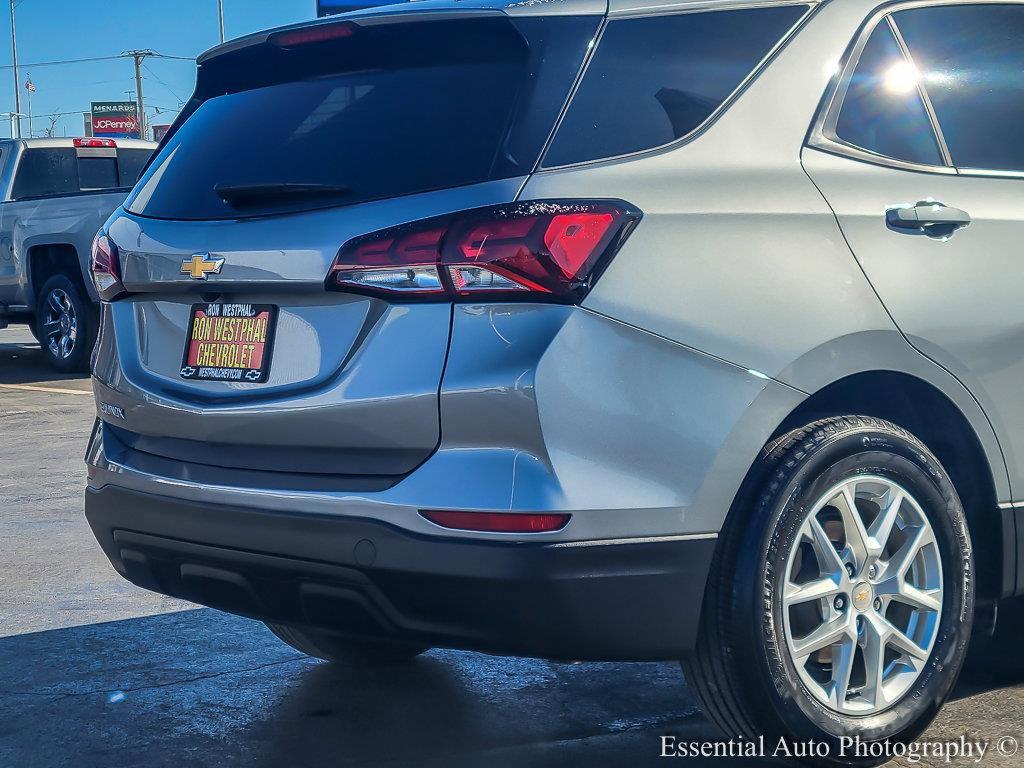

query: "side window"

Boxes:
[542, 5, 808, 167]
[833, 20, 943, 167]
[894, 3, 1024, 172]
[12, 148, 78, 199]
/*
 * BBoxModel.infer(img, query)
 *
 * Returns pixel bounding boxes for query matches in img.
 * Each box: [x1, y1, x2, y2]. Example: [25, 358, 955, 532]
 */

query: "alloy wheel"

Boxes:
[781, 475, 943, 715]
[41, 287, 79, 361]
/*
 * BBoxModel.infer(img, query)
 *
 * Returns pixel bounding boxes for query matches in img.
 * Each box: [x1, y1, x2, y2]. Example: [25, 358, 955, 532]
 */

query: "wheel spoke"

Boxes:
[807, 516, 846, 576]
[791, 615, 852, 661]
[830, 635, 858, 709]
[894, 583, 942, 612]
[784, 575, 842, 610]
[889, 626, 929, 661]
[47, 291, 63, 313]
[868, 488, 903, 557]
[834, 484, 870, 568]
[863, 617, 890, 709]
[886, 524, 933, 580]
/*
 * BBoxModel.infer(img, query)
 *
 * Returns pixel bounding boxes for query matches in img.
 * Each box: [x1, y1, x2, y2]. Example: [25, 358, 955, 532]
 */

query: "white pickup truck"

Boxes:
[0, 137, 156, 371]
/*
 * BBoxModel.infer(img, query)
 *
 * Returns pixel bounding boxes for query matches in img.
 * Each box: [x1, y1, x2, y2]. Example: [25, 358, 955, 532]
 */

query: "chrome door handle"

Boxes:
[886, 201, 971, 238]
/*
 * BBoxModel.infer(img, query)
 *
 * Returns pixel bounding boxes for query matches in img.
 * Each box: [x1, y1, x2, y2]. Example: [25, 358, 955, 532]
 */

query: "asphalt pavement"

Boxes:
[2, 324, 1024, 768]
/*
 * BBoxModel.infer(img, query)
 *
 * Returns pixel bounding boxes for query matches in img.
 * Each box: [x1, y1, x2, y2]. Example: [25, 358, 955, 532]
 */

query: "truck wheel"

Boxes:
[36, 274, 96, 373]
[265, 622, 428, 665]
[684, 416, 974, 766]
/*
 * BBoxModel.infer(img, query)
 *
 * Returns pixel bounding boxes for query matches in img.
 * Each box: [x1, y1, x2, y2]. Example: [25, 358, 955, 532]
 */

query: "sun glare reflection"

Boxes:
[883, 61, 921, 94]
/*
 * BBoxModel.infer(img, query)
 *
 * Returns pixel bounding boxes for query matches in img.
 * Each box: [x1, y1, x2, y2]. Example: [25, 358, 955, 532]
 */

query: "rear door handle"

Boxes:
[886, 200, 971, 238]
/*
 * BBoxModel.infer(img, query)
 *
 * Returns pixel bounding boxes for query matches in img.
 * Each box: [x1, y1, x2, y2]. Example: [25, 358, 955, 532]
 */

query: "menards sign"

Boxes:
[90, 101, 140, 139]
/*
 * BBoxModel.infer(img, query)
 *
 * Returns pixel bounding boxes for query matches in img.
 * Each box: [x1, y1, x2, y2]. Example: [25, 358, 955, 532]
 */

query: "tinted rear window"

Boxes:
[12, 147, 154, 199]
[128, 16, 599, 220]
[117, 148, 153, 186]
[79, 156, 119, 190]
[13, 149, 78, 198]
[543, 5, 808, 167]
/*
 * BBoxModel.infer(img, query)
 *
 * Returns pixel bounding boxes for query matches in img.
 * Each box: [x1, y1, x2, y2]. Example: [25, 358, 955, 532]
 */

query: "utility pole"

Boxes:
[123, 50, 155, 141]
[218, 0, 225, 43]
[9, 0, 20, 138]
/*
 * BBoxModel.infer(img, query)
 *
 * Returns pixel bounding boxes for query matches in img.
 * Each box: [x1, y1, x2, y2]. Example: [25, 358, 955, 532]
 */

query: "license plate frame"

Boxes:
[179, 302, 278, 383]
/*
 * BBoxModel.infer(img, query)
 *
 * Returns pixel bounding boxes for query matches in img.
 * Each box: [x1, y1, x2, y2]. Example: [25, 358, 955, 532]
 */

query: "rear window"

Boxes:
[127, 16, 600, 221]
[543, 5, 809, 167]
[12, 147, 155, 199]
[117, 148, 153, 186]
[79, 156, 119, 190]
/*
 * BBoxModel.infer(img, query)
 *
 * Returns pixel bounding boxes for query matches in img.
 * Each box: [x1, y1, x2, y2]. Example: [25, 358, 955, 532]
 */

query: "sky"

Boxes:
[0, 0, 318, 138]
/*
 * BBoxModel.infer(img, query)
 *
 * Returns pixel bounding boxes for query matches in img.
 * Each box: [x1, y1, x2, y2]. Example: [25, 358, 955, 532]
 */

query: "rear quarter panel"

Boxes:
[519, 0, 1011, 514]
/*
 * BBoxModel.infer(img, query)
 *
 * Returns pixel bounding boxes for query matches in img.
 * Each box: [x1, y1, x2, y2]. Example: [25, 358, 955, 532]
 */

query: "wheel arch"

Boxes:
[772, 370, 1009, 604]
[27, 242, 89, 310]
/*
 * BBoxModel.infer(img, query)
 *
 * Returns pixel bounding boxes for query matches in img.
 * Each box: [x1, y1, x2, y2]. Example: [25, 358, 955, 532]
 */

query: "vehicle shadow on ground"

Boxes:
[0, 608, 782, 768]
[0, 327, 88, 386]
[4, 608, 1024, 768]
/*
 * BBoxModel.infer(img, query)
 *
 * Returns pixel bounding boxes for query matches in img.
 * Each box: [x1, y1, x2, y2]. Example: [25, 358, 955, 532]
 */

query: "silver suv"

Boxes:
[84, 0, 1024, 761]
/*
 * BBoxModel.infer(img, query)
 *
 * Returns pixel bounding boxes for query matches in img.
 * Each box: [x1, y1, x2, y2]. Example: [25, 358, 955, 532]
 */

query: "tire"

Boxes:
[35, 274, 97, 373]
[684, 416, 974, 767]
[266, 622, 428, 665]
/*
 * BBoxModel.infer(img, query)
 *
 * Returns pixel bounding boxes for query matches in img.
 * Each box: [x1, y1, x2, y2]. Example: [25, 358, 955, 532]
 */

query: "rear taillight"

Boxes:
[326, 200, 641, 303]
[421, 510, 571, 534]
[90, 232, 125, 300]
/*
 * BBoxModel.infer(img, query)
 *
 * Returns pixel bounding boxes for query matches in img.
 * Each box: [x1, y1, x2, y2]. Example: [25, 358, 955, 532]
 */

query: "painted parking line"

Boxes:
[0, 382, 92, 396]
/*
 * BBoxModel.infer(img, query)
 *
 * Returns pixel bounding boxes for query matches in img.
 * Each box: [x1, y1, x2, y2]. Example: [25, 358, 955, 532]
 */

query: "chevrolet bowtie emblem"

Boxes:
[181, 254, 225, 280]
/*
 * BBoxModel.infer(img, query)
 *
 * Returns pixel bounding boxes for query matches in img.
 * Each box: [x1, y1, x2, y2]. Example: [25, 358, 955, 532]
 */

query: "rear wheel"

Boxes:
[266, 622, 428, 665]
[684, 416, 974, 766]
[36, 274, 96, 373]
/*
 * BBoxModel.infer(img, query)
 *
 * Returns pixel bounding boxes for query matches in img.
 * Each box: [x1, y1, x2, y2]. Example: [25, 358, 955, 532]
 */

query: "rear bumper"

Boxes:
[85, 485, 716, 661]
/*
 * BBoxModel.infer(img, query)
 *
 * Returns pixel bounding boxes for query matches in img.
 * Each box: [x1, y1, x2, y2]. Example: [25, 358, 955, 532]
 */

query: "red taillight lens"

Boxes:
[90, 232, 125, 300]
[270, 21, 356, 48]
[326, 200, 640, 303]
[421, 510, 571, 534]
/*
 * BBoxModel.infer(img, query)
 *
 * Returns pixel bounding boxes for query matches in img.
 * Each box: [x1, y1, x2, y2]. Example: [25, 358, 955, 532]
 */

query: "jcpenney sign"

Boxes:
[91, 101, 140, 139]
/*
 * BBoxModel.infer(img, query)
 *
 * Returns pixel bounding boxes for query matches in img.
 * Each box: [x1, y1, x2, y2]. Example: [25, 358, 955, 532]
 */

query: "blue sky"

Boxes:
[0, 0, 317, 138]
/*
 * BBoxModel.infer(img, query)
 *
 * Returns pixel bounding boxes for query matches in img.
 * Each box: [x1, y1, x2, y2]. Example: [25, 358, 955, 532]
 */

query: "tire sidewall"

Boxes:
[739, 424, 974, 750]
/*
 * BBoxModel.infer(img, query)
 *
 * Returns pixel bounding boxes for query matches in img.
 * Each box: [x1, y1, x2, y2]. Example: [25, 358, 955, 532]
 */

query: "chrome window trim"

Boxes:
[537, 1, 819, 172]
[807, 0, 1024, 179]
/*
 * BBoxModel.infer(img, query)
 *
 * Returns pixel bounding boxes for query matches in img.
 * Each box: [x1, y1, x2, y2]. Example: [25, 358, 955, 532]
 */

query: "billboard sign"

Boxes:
[317, 0, 406, 16]
[91, 101, 140, 139]
[152, 124, 172, 142]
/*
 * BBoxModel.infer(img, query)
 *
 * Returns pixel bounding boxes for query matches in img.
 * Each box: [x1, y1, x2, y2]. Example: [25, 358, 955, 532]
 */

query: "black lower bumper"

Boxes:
[85, 485, 716, 661]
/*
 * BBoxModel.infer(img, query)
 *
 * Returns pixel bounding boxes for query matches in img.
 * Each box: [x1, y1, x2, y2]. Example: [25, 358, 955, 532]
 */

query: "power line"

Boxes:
[142, 62, 185, 103]
[0, 52, 196, 70]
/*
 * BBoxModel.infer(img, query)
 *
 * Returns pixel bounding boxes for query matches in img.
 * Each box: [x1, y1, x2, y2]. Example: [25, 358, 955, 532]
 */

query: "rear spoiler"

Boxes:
[197, 0, 607, 65]
[198, 9, 505, 66]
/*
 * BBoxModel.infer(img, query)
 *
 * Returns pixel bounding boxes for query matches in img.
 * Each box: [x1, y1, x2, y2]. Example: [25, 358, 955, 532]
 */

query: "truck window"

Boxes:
[12, 146, 154, 199]
[12, 149, 78, 199]
[79, 156, 120, 191]
[117, 149, 152, 186]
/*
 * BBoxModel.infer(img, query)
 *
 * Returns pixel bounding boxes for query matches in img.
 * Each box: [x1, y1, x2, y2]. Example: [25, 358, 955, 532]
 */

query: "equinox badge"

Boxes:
[181, 254, 225, 280]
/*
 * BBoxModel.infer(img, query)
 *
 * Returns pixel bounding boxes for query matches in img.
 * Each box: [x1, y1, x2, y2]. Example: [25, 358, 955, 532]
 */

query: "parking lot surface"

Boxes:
[2, 324, 1024, 768]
